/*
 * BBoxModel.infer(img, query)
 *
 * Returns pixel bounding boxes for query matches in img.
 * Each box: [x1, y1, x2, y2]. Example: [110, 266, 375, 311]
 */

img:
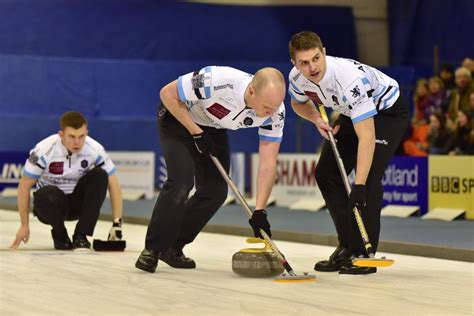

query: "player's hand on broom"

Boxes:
[192, 131, 216, 156]
[249, 210, 272, 239]
[349, 184, 367, 212]
[10, 225, 30, 249]
[314, 116, 340, 141]
[108, 218, 123, 241]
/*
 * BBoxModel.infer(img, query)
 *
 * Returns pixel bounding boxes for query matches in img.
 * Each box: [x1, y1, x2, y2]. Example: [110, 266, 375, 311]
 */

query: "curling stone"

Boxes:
[232, 238, 284, 278]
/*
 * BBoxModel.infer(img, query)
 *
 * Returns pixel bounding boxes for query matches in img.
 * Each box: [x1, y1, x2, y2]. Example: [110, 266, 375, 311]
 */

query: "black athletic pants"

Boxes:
[33, 167, 108, 236]
[315, 97, 409, 254]
[145, 103, 230, 252]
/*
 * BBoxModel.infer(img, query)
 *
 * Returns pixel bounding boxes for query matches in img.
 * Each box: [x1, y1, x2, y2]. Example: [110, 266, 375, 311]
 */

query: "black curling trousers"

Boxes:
[145, 103, 230, 252]
[33, 167, 108, 236]
[315, 97, 409, 254]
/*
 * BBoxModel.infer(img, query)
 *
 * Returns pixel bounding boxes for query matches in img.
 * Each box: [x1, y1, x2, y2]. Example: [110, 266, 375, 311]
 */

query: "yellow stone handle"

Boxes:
[239, 237, 273, 253]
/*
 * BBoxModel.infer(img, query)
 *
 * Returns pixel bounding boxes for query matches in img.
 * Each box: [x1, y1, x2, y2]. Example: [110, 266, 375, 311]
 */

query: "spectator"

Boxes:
[438, 64, 456, 92]
[412, 79, 430, 123]
[462, 58, 474, 76]
[425, 76, 448, 117]
[467, 91, 474, 119]
[427, 112, 455, 154]
[450, 110, 474, 155]
[403, 119, 429, 156]
[447, 67, 474, 123]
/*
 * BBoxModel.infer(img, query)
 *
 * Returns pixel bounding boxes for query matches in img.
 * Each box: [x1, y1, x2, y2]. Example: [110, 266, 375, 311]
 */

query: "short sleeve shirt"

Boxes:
[288, 56, 399, 124]
[23, 134, 115, 194]
[176, 66, 285, 142]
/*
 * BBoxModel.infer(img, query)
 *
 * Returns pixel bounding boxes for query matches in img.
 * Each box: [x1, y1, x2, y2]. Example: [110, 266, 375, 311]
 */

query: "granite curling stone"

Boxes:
[232, 237, 284, 278]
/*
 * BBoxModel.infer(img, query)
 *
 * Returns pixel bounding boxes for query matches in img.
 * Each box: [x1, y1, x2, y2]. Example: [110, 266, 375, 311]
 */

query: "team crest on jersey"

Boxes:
[207, 103, 230, 120]
[304, 91, 323, 105]
[350, 85, 361, 98]
[346, 83, 367, 108]
[49, 162, 64, 175]
[81, 159, 88, 168]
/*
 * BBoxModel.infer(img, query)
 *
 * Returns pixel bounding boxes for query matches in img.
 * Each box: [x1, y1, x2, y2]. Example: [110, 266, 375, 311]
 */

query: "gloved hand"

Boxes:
[108, 218, 123, 241]
[192, 132, 215, 156]
[349, 184, 366, 211]
[249, 210, 272, 239]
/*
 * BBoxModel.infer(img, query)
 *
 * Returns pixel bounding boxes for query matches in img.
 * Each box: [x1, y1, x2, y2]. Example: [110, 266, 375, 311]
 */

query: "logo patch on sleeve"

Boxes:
[346, 82, 368, 108]
[28, 151, 39, 164]
[191, 74, 205, 89]
[49, 161, 64, 175]
[207, 103, 231, 119]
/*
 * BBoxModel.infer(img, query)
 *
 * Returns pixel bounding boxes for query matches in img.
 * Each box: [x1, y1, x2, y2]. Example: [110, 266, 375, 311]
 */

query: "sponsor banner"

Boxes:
[251, 153, 323, 207]
[0, 151, 155, 199]
[251, 154, 429, 213]
[381, 156, 428, 214]
[429, 156, 474, 219]
[0, 152, 26, 191]
[156, 152, 245, 197]
[109, 151, 155, 199]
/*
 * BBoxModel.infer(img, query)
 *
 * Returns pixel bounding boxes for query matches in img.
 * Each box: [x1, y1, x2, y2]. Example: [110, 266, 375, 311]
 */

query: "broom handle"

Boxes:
[210, 154, 298, 276]
[317, 106, 375, 257]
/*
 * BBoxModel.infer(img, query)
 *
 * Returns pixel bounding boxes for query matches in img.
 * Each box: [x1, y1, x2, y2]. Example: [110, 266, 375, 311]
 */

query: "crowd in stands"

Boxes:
[403, 58, 474, 156]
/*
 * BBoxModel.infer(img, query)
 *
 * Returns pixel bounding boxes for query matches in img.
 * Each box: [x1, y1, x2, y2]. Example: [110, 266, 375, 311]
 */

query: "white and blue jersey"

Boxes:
[23, 135, 116, 194]
[288, 56, 399, 124]
[177, 66, 285, 142]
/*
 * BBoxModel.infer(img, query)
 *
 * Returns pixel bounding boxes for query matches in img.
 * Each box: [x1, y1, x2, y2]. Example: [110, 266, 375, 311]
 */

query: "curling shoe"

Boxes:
[160, 248, 196, 269]
[51, 229, 73, 250]
[135, 249, 160, 273]
[72, 233, 91, 251]
[314, 246, 351, 272]
[339, 254, 377, 275]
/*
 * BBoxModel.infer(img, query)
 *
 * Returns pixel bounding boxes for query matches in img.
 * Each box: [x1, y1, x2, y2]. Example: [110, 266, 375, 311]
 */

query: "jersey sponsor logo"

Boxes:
[49, 161, 64, 175]
[292, 72, 301, 82]
[81, 159, 89, 168]
[243, 117, 254, 126]
[304, 91, 323, 105]
[207, 103, 231, 120]
[191, 74, 206, 89]
[213, 83, 234, 91]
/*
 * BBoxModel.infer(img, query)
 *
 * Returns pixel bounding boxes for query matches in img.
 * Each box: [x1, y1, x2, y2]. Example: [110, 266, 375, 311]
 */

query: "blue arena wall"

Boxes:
[0, 1, 356, 158]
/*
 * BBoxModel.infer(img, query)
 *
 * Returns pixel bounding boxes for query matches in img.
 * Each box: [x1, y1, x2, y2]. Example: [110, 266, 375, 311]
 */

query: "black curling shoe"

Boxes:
[51, 229, 73, 250]
[72, 233, 91, 251]
[314, 246, 352, 272]
[160, 248, 196, 269]
[135, 249, 160, 273]
[339, 255, 377, 275]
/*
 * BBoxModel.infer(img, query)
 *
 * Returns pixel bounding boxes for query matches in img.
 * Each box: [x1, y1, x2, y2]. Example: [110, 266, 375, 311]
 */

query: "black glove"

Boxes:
[249, 210, 272, 239]
[108, 218, 122, 241]
[349, 184, 366, 211]
[192, 132, 215, 156]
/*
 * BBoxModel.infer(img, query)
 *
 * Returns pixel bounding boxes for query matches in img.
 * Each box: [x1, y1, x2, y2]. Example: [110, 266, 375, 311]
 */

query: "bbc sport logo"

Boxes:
[431, 176, 474, 194]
